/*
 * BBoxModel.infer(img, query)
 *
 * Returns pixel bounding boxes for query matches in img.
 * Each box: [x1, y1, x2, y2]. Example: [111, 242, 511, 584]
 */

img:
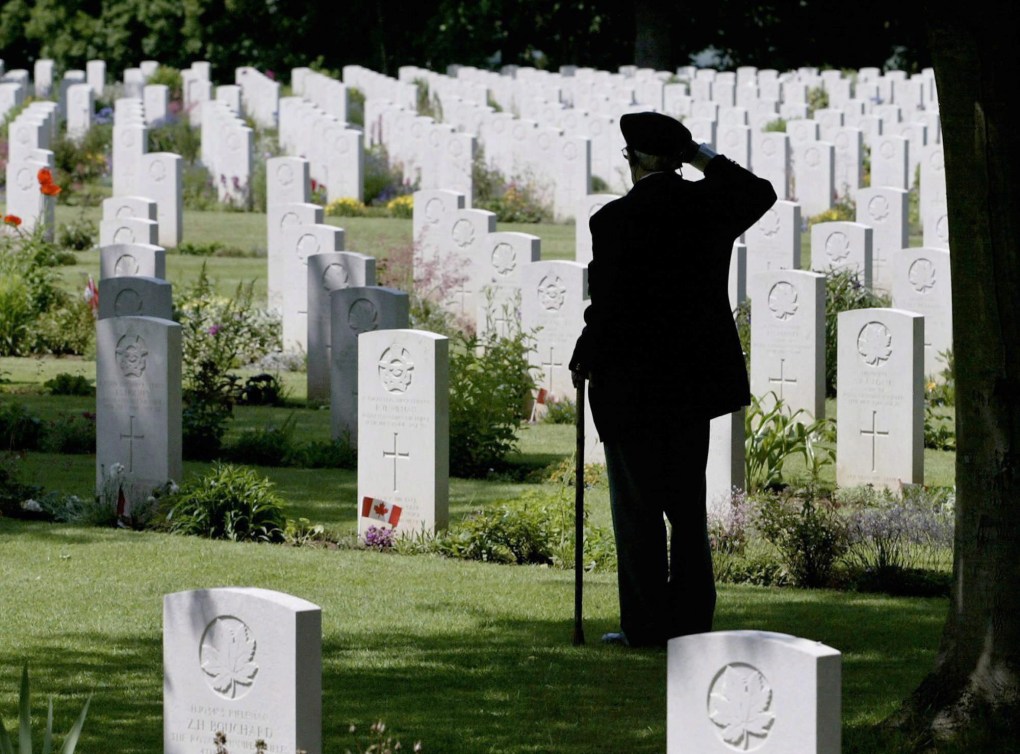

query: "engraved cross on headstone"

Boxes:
[541, 346, 563, 392]
[382, 432, 410, 492]
[119, 415, 144, 472]
[860, 409, 889, 472]
[449, 282, 474, 314]
[768, 358, 798, 400]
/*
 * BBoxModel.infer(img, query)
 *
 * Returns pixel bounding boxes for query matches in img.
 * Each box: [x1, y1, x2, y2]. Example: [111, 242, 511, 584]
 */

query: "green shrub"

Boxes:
[149, 116, 200, 163]
[0, 453, 40, 518]
[52, 125, 112, 200]
[753, 489, 850, 588]
[163, 463, 286, 542]
[291, 436, 357, 469]
[57, 212, 98, 251]
[824, 269, 889, 396]
[744, 393, 836, 493]
[0, 402, 43, 451]
[473, 154, 552, 223]
[448, 324, 538, 477]
[145, 65, 183, 101]
[224, 415, 297, 467]
[42, 411, 96, 454]
[0, 274, 34, 356]
[363, 145, 415, 206]
[34, 296, 96, 356]
[411, 488, 615, 571]
[541, 395, 577, 425]
[182, 164, 218, 210]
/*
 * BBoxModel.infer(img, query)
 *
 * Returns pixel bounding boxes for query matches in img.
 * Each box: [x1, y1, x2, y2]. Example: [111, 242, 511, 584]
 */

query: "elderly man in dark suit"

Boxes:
[570, 111, 777, 648]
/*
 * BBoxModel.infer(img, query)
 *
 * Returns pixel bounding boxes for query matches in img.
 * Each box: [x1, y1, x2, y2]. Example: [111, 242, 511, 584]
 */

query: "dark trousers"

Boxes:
[603, 418, 715, 646]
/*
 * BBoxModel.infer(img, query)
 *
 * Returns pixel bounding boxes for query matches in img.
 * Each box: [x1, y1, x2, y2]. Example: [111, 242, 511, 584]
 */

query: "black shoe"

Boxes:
[601, 631, 630, 646]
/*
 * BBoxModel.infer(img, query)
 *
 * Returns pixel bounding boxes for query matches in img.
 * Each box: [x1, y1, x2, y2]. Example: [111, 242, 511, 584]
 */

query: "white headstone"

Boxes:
[163, 587, 322, 754]
[707, 411, 745, 518]
[855, 187, 908, 294]
[667, 630, 841, 754]
[138, 153, 183, 248]
[810, 221, 873, 288]
[749, 270, 827, 419]
[280, 224, 345, 352]
[100, 217, 159, 247]
[575, 193, 621, 266]
[793, 140, 834, 217]
[745, 200, 802, 281]
[836, 308, 924, 489]
[892, 247, 953, 380]
[100, 243, 166, 280]
[306, 252, 377, 403]
[96, 315, 182, 512]
[477, 231, 541, 339]
[521, 261, 588, 401]
[357, 329, 449, 536]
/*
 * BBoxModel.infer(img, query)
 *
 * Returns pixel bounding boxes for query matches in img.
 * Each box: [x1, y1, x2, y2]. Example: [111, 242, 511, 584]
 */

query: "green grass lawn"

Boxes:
[0, 517, 948, 754]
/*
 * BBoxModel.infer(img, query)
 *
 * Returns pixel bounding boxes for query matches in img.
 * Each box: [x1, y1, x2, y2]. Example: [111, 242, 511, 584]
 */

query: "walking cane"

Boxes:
[572, 378, 586, 646]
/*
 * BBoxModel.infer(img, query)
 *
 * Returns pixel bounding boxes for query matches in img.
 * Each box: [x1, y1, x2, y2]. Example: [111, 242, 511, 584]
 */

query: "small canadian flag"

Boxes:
[535, 388, 548, 405]
[361, 496, 402, 527]
[84, 275, 99, 316]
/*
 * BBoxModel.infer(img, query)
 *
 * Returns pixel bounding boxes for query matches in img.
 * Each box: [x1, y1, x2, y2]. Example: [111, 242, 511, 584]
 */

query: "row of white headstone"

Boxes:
[163, 586, 841, 754]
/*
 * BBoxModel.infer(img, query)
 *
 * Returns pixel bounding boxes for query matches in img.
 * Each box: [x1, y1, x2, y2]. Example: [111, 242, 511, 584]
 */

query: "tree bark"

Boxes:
[890, 6, 1020, 749]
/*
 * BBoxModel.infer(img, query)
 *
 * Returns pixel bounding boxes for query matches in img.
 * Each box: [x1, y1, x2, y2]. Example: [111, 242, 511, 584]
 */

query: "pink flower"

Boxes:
[208, 325, 221, 336]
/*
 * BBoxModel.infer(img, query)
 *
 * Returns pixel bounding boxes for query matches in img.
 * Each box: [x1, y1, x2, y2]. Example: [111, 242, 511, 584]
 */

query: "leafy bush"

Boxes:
[163, 463, 286, 542]
[175, 265, 281, 459]
[473, 154, 552, 223]
[57, 212, 98, 251]
[824, 269, 890, 396]
[411, 488, 615, 571]
[0, 453, 40, 518]
[149, 115, 201, 163]
[363, 145, 415, 206]
[224, 415, 297, 467]
[0, 402, 43, 451]
[807, 194, 855, 226]
[290, 436, 357, 469]
[52, 125, 112, 201]
[753, 489, 850, 588]
[386, 194, 414, 218]
[744, 393, 835, 493]
[42, 411, 96, 454]
[34, 295, 96, 356]
[541, 395, 577, 425]
[448, 324, 538, 477]
[43, 372, 94, 396]
[325, 197, 368, 217]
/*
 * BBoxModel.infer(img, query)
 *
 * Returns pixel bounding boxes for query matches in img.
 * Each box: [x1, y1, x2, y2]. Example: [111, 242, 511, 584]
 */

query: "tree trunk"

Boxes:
[889, 6, 1020, 749]
[633, 0, 671, 69]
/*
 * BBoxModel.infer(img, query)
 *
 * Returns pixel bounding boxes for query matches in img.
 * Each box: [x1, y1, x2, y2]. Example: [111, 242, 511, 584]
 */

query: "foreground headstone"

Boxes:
[163, 587, 322, 754]
[836, 308, 924, 489]
[96, 315, 181, 512]
[357, 329, 449, 537]
[667, 630, 841, 754]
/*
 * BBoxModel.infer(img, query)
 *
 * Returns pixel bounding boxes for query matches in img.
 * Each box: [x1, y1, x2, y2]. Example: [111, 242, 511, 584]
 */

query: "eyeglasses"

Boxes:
[620, 147, 630, 160]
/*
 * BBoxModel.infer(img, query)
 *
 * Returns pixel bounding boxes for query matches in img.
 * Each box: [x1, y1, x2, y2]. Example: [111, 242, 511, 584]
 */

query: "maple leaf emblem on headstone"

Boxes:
[857, 321, 893, 366]
[452, 219, 475, 249]
[757, 209, 780, 238]
[348, 298, 379, 334]
[708, 664, 775, 750]
[908, 258, 937, 293]
[200, 618, 259, 699]
[767, 282, 799, 320]
[824, 231, 851, 263]
[492, 242, 517, 276]
[867, 195, 890, 222]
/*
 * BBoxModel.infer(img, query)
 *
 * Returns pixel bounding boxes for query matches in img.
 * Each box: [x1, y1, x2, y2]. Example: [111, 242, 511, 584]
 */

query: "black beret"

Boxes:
[620, 112, 692, 156]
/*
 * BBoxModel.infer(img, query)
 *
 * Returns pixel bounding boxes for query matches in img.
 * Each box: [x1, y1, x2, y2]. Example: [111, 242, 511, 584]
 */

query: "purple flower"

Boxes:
[364, 525, 395, 550]
[208, 324, 221, 336]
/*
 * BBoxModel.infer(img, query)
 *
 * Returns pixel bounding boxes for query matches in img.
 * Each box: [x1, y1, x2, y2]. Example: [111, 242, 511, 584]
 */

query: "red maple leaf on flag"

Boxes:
[373, 502, 388, 517]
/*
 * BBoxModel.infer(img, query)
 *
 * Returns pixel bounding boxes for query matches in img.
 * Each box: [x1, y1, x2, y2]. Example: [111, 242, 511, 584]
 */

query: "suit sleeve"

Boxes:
[698, 155, 779, 238]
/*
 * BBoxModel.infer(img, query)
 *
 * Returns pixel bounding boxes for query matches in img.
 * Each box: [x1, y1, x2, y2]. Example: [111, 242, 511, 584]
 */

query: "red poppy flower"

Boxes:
[3, 214, 22, 226]
[37, 168, 54, 186]
[40, 182, 62, 196]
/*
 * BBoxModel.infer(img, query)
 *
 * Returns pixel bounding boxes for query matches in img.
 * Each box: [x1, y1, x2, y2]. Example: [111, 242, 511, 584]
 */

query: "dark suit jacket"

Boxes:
[572, 156, 778, 440]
